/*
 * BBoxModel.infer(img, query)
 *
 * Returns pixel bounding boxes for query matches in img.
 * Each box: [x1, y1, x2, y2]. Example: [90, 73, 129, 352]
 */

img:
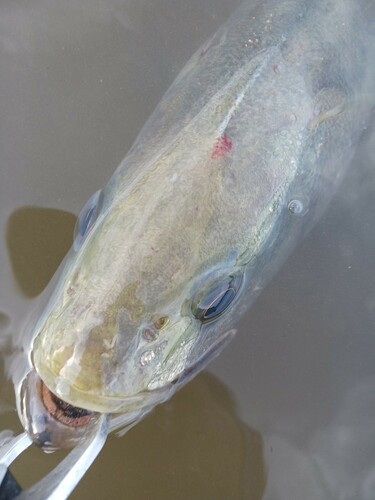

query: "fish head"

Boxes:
[28, 183, 245, 425]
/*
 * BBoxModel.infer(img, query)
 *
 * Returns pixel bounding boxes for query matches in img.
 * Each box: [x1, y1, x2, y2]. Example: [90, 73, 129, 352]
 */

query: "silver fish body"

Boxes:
[27, 0, 374, 420]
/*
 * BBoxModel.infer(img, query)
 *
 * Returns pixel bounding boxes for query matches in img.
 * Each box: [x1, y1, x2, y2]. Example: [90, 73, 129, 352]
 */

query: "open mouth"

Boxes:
[40, 381, 94, 427]
[18, 370, 102, 451]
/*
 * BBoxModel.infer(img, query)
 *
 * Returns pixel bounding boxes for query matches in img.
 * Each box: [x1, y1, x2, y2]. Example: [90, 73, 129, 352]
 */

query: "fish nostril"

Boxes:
[41, 382, 93, 427]
[153, 315, 169, 330]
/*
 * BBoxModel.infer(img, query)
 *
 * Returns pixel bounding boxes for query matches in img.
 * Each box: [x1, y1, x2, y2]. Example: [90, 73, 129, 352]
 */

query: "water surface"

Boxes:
[0, 1, 374, 499]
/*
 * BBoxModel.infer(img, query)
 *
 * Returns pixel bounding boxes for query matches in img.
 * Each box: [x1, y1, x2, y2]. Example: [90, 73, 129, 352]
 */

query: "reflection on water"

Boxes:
[6, 207, 76, 297]
[263, 378, 375, 500]
[0, 0, 375, 498]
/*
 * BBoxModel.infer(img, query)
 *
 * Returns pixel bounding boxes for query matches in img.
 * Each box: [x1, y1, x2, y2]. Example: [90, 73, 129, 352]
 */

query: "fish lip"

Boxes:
[33, 358, 176, 414]
[18, 369, 105, 450]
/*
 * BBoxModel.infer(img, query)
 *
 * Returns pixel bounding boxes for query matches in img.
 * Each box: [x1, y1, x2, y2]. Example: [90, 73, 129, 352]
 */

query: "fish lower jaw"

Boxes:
[33, 361, 176, 414]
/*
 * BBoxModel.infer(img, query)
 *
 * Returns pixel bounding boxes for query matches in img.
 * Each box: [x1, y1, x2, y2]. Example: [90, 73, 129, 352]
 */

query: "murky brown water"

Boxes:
[1, 1, 375, 499]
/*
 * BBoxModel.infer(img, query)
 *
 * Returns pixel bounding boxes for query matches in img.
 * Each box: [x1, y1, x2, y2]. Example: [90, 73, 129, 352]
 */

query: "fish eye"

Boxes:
[192, 273, 243, 323]
[74, 189, 103, 250]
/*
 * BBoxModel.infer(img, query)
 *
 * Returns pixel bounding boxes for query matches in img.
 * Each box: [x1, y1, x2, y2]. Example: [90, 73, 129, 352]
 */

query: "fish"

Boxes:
[18, 0, 375, 448]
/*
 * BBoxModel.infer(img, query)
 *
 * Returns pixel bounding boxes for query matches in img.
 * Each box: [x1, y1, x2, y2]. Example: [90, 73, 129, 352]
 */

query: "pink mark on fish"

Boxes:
[211, 133, 233, 159]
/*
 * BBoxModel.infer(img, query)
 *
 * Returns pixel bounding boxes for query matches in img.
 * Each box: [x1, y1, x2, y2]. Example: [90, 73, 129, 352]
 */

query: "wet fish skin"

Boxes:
[29, 0, 374, 415]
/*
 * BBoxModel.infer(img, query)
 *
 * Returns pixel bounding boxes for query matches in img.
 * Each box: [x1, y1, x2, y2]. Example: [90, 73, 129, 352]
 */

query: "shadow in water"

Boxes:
[66, 373, 266, 500]
[0, 312, 10, 329]
[6, 207, 76, 298]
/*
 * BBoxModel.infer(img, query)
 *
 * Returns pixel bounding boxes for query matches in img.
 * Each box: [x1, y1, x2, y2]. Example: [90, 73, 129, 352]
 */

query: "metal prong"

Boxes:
[0, 431, 32, 499]
[0, 432, 32, 482]
[17, 413, 109, 500]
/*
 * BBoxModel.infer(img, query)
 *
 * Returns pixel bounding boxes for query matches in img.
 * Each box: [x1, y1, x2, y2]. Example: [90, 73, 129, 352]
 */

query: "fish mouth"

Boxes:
[31, 316, 196, 414]
[40, 381, 94, 427]
[19, 367, 176, 451]
[33, 355, 178, 414]
[18, 369, 103, 450]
